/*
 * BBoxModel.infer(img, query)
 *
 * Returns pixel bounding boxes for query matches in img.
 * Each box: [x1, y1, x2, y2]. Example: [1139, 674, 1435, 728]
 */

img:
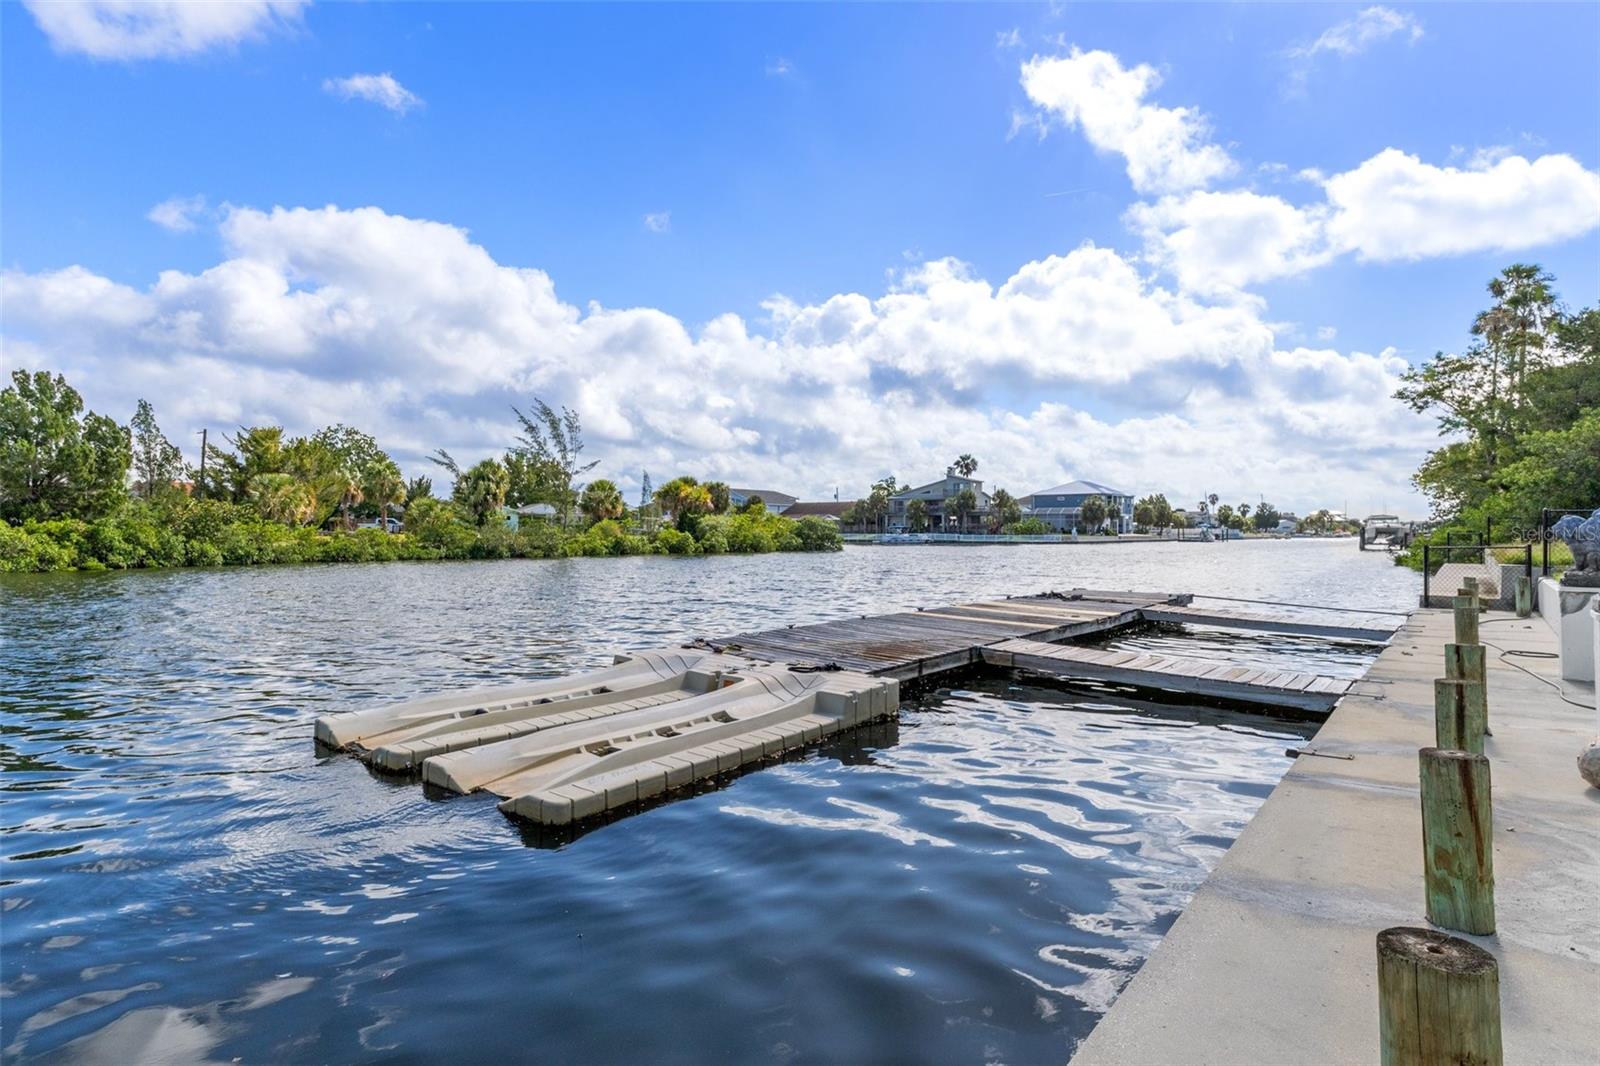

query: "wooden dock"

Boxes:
[1139, 602, 1395, 643]
[713, 591, 1181, 679]
[983, 638, 1355, 713]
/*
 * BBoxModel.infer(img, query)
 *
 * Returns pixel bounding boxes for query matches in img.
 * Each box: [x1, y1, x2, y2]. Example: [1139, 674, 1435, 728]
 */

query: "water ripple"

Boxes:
[0, 542, 1412, 1063]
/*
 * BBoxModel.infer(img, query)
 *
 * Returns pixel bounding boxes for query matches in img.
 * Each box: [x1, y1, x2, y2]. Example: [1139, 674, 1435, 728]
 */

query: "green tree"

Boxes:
[580, 479, 626, 525]
[906, 497, 930, 532]
[1133, 498, 1156, 532]
[953, 454, 978, 477]
[0, 369, 132, 522]
[312, 424, 385, 478]
[457, 458, 510, 525]
[1079, 494, 1108, 533]
[249, 472, 318, 526]
[988, 488, 1022, 532]
[1252, 503, 1283, 531]
[130, 399, 187, 499]
[365, 461, 407, 528]
[654, 476, 712, 528]
[404, 475, 433, 503]
[511, 398, 599, 523]
[948, 486, 978, 531]
[1215, 503, 1235, 531]
[704, 481, 731, 514]
[1397, 265, 1596, 539]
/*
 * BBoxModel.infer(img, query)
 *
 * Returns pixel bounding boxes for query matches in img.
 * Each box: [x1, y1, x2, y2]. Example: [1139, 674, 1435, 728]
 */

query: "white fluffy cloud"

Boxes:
[0, 203, 1434, 513]
[146, 194, 208, 233]
[1020, 49, 1235, 194]
[1323, 149, 1600, 261]
[322, 73, 423, 115]
[1130, 149, 1600, 293]
[643, 211, 672, 234]
[23, 0, 307, 60]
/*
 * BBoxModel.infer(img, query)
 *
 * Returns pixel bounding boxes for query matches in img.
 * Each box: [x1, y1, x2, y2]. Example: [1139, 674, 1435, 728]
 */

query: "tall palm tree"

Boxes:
[460, 459, 510, 526]
[368, 466, 407, 529]
[335, 468, 364, 530]
[953, 454, 978, 477]
[580, 479, 626, 525]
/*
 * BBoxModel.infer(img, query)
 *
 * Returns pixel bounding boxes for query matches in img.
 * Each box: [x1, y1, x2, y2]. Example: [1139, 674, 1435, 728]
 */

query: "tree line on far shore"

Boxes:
[0, 371, 841, 573]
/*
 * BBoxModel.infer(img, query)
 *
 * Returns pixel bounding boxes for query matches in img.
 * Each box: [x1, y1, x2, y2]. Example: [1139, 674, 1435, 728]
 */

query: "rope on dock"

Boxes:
[1189, 593, 1411, 617]
[1478, 618, 1596, 711]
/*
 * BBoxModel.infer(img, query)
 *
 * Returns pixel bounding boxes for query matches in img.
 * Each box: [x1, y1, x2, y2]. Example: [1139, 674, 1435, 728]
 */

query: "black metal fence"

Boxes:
[1420, 543, 1533, 609]
[1538, 507, 1594, 576]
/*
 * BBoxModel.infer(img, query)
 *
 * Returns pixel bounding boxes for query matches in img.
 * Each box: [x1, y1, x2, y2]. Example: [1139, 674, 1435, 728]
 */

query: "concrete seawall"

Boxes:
[1071, 609, 1600, 1064]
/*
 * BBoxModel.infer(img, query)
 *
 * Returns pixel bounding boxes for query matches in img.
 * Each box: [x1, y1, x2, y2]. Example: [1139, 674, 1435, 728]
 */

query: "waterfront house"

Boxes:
[1021, 480, 1135, 533]
[887, 469, 991, 532]
[503, 502, 559, 531]
[728, 488, 797, 514]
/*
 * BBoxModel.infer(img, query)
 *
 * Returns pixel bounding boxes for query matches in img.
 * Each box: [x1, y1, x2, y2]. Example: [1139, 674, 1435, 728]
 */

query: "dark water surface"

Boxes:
[1, 540, 1417, 1064]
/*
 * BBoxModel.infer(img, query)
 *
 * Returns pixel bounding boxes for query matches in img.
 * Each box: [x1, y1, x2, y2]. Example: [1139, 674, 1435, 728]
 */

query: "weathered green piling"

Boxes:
[1444, 642, 1486, 686]
[1444, 643, 1489, 735]
[1453, 596, 1479, 645]
[1434, 678, 1485, 754]
[1377, 926, 1502, 1066]
[1418, 747, 1495, 934]
[1514, 575, 1532, 618]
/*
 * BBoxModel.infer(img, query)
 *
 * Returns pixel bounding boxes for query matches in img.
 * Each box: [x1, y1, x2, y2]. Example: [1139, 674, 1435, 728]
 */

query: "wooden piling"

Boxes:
[1418, 748, 1495, 934]
[1377, 926, 1502, 1066]
[1444, 643, 1489, 735]
[1444, 642, 1485, 685]
[1453, 596, 1479, 645]
[1433, 678, 1485, 754]
[1514, 575, 1532, 618]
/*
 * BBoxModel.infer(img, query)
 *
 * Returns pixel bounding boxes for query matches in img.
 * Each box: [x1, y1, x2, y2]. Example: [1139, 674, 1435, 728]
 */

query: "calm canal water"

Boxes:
[1, 540, 1417, 1064]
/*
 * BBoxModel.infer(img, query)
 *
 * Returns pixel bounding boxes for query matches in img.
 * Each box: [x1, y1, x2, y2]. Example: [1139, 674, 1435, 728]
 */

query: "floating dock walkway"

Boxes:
[314, 589, 1398, 827]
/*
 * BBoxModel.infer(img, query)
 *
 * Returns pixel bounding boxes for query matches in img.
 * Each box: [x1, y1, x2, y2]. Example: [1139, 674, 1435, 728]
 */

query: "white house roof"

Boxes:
[1026, 479, 1130, 498]
[893, 473, 983, 498]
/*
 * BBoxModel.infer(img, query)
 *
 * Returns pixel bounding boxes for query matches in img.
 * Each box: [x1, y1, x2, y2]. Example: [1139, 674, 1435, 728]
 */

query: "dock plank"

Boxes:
[983, 638, 1347, 713]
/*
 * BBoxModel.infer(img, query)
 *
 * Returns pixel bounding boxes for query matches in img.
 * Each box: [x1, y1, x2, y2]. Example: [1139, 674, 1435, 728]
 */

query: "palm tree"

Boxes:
[336, 468, 364, 530]
[580, 479, 626, 525]
[368, 465, 407, 530]
[249, 473, 316, 526]
[949, 487, 978, 532]
[906, 498, 930, 532]
[953, 454, 978, 477]
[704, 481, 731, 514]
[653, 477, 712, 527]
[404, 475, 433, 503]
[1079, 495, 1108, 533]
[988, 488, 1021, 532]
[459, 458, 510, 525]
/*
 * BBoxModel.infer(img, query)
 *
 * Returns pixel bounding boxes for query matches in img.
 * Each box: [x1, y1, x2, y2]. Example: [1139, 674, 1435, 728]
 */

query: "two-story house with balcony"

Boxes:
[1020, 480, 1135, 533]
[887, 469, 991, 532]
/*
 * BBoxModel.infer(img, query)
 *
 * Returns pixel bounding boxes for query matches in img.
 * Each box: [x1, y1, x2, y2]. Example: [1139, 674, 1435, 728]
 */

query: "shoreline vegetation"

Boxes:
[0, 374, 841, 574]
[1393, 265, 1598, 570]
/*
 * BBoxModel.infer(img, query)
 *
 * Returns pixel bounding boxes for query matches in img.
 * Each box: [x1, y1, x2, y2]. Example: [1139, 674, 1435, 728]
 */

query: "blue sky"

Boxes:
[3, 2, 1598, 515]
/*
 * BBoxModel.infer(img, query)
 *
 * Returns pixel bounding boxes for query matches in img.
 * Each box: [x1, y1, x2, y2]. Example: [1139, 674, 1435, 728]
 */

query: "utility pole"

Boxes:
[196, 428, 207, 499]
